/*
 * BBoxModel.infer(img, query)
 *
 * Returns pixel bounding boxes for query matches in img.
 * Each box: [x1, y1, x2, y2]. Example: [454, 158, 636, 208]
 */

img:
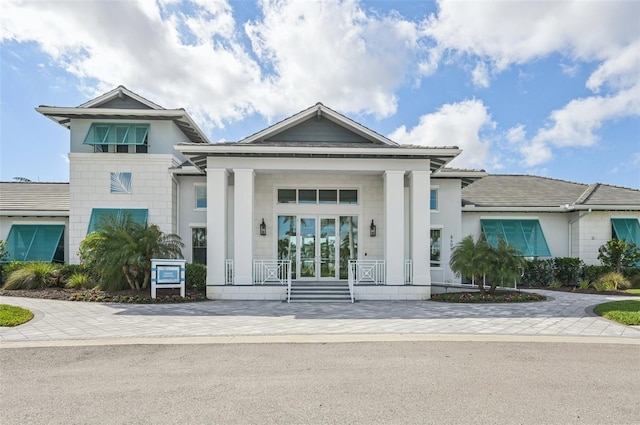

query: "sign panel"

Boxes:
[157, 266, 180, 284]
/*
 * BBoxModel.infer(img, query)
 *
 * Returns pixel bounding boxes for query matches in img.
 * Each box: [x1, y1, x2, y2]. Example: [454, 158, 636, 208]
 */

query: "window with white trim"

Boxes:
[192, 227, 206, 264]
[430, 228, 442, 268]
[195, 186, 207, 209]
[430, 188, 438, 211]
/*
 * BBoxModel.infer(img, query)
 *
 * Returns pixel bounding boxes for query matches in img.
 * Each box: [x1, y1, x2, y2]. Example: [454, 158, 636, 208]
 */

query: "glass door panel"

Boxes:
[299, 217, 316, 279]
[319, 218, 337, 279]
[339, 216, 358, 279]
[277, 216, 296, 278]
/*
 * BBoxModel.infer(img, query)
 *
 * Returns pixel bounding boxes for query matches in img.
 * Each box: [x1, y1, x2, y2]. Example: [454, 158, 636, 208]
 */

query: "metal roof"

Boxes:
[462, 175, 640, 210]
[0, 182, 69, 215]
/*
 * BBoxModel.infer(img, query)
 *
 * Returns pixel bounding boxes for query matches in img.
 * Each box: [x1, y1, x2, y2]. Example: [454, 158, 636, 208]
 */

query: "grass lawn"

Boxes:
[0, 304, 34, 327]
[594, 300, 640, 326]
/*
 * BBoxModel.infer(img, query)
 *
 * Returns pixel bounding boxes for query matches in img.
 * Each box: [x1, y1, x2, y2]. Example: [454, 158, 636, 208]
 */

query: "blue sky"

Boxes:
[1, 0, 639, 188]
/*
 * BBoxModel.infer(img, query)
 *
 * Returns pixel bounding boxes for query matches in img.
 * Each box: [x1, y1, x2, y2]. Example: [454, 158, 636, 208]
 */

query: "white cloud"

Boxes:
[505, 125, 526, 144]
[245, 0, 421, 119]
[423, 1, 640, 165]
[1, 0, 424, 128]
[471, 61, 489, 88]
[389, 99, 495, 169]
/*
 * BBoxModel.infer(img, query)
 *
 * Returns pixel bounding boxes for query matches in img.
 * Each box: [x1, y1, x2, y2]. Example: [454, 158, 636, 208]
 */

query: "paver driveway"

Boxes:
[1, 289, 639, 343]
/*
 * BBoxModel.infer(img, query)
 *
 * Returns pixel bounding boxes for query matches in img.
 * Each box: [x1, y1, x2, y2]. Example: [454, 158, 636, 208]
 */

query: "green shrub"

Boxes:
[1, 261, 27, 283]
[578, 280, 591, 290]
[65, 272, 95, 289]
[186, 263, 206, 291]
[3, 262, 61, 290]
[622, 267, 640, 288]
[593, 272, 630, 292]
[582, 265, 612, 283]
[523, 259, 554, 286]
[553, 257, 583, 286]
[549, 279, 563, 288]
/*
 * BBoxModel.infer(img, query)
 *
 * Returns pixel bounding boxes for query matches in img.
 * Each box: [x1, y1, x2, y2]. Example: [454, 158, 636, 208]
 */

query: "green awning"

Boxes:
[481, 219, 551, 257]
[83, 123, 149, 145]
[6, 225, 64, 262]
[611, 218, 640, 245]
[87, 208, 148, 234]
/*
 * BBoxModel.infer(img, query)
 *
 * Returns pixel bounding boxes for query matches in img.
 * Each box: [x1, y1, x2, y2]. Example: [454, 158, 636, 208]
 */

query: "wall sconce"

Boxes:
[260, 218, 267, 236]
[369, 219, 377, 237]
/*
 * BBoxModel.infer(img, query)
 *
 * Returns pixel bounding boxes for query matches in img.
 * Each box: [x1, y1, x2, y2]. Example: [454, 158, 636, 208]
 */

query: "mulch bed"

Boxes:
[521, 286, 637, 296]
[0, 287, 207, 303]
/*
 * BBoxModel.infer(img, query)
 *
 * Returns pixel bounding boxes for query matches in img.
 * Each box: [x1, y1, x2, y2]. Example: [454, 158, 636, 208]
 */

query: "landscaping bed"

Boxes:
[522, 286, 639, 296]
[0, 287, 208, 303]
[431, 291, 546, 303]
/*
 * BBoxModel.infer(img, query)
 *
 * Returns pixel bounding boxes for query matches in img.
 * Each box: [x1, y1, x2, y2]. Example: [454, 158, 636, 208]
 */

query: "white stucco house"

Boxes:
[2, 86, 639, 301]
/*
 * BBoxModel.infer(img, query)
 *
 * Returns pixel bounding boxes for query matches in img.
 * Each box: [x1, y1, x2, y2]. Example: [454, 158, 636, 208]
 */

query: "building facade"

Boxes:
[2, 86, 638, 300]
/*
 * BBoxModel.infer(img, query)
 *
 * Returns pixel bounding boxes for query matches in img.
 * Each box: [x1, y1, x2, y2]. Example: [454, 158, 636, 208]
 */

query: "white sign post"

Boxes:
[151, 259, 186, 299]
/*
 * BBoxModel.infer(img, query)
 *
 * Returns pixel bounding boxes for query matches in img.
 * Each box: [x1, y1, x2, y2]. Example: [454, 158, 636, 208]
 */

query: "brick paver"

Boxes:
[1, 290, 639, 343]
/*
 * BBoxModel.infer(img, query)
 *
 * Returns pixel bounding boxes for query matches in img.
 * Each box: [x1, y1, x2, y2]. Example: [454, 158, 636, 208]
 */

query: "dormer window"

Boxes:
[84, 123, 149, 153]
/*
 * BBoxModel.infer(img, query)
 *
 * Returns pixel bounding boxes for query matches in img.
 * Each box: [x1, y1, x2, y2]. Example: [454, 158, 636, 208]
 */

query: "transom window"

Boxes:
[83, 123, 149, 154]
[277, 189, 358, 205]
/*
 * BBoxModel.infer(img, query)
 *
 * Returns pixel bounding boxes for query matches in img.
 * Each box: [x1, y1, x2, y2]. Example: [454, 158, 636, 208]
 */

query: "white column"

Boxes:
[206, 168, 228, 286]
[384, 171, 405, 285]
[410, 170, 431, 287]
[233, 169, 255, 285]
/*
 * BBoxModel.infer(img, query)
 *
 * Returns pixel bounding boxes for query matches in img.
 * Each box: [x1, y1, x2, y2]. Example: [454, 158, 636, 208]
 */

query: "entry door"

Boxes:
[297, 216, 338, 280]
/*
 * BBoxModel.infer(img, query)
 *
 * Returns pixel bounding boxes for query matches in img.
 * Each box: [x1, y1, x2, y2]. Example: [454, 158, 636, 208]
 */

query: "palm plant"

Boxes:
[449, 235, 492, 294]
[486, 238, 526, 294]
[80, 215, 183, 291]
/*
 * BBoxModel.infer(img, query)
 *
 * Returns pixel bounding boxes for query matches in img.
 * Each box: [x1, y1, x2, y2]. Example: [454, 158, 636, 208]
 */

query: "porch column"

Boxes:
[233, 169, 254, 285]
[206, 168, 228, 285]
[384, 170, 405, 285]
[410, 170, 431, 286]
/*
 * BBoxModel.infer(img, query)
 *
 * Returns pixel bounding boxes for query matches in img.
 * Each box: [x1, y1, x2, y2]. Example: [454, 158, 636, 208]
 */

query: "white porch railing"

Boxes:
[225, 259, 234, 285]
[253, 260, 292, 286]
[348, 260, 386, 285]
[404, 260, 413, 285]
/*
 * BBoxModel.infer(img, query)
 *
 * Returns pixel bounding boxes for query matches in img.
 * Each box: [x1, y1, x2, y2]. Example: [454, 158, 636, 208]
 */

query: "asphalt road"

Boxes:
[1, 341, 638, 425]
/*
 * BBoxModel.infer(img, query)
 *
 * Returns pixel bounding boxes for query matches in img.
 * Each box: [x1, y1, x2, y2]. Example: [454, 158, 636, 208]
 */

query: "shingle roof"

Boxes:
[462, 175, 640, 208]
[0, 182, 69, 213]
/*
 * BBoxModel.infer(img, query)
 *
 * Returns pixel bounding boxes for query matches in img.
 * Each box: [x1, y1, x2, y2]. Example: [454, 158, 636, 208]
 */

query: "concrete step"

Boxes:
[288, 283, 353, 302]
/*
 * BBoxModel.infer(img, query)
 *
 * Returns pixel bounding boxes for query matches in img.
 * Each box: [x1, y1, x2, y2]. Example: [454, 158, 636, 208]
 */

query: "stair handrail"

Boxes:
[287, 260, 292, 303]
[348, 260, 356, 303]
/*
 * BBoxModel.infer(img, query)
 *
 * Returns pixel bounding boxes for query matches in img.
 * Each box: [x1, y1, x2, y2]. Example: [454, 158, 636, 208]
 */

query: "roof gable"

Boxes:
[239, 103, 398, 146]
[78, 86, 164, 110]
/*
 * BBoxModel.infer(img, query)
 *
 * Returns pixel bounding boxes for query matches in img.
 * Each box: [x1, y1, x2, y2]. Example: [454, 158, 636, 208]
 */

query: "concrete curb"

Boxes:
[2, 332, 640, 349]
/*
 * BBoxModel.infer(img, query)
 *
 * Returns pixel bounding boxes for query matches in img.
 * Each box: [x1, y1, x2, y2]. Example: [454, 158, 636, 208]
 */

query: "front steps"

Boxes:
[287, 282, 353, 303]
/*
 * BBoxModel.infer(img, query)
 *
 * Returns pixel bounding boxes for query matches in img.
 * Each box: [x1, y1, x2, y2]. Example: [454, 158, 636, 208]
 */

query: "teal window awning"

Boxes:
[87, 208, 148, 234]
[611, 218, 640, 245]
[6, 225, 64, 262]
[83, 123, 149, 146]
[481, 219, 551, 257]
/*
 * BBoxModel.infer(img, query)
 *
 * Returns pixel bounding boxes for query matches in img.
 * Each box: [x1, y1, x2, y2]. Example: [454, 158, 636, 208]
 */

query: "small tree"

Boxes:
[486, 238, 526, 294]
[598, 239, 640, 273]
[80, 215, 183, 291]
[0, 240, 9, 263]
[450, 235, 492, 294]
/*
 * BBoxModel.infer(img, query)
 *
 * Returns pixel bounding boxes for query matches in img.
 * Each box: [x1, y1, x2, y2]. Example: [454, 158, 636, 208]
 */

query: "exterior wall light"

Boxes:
[260, 218, 267, 236]
[370, 219, 377, 237]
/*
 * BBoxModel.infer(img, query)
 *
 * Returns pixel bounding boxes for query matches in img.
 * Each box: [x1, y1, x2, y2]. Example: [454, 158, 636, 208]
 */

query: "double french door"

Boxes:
[277, 215, 358, 280]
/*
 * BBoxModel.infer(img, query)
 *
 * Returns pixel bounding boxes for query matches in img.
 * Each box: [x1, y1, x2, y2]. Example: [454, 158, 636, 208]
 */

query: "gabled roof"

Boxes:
[0, 182, 69, 215]
[36, 86, 210, 144]
[78, 86, 164, 109]
[462, 175, 640, 211]
[239, 103, 398, 146]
